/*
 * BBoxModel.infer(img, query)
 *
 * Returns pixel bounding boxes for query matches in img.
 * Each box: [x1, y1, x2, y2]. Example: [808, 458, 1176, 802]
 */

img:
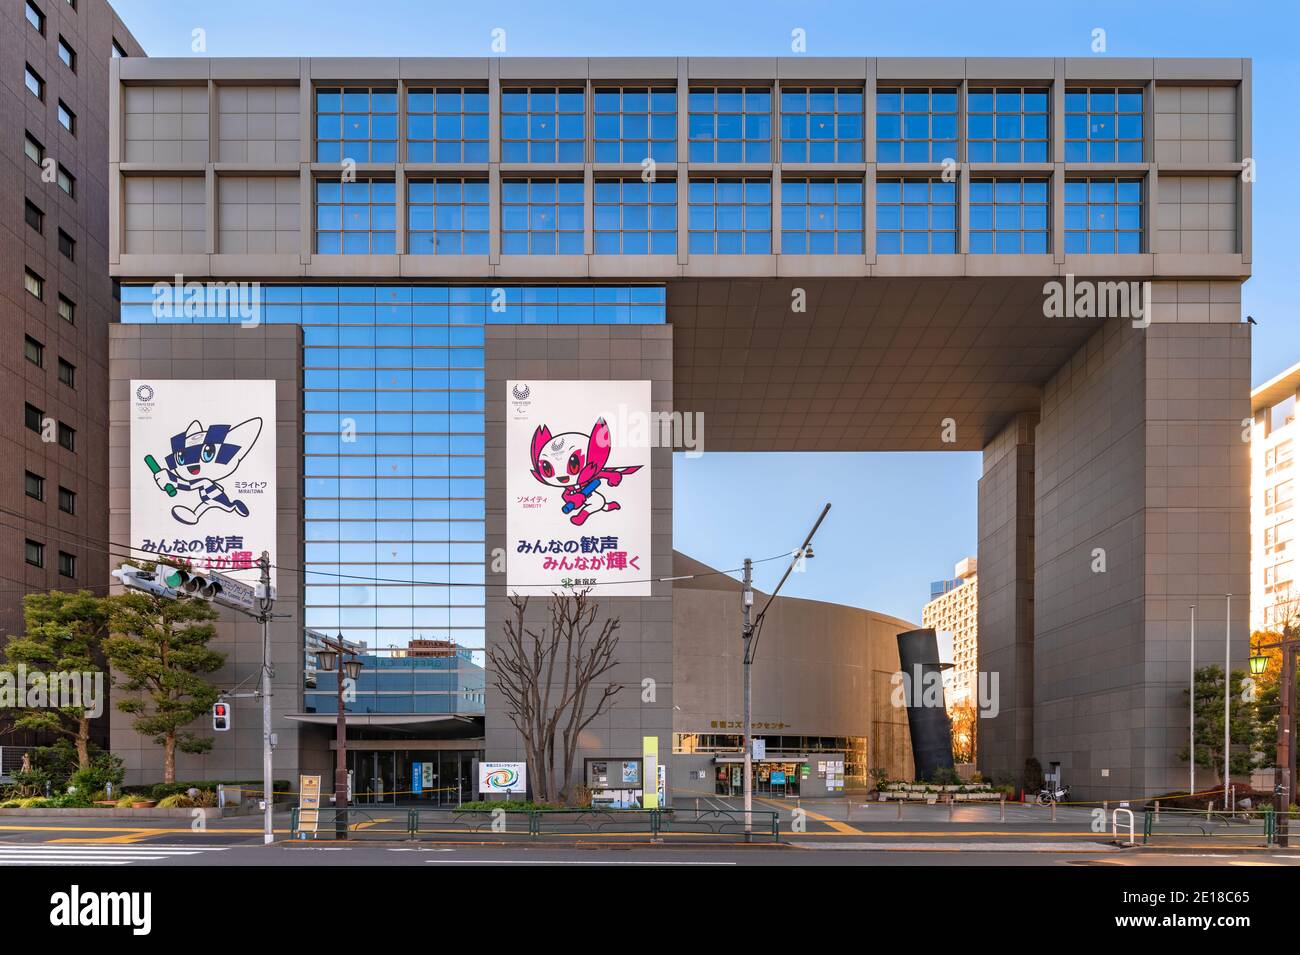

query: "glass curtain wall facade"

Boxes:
[119, 284, 665, 716]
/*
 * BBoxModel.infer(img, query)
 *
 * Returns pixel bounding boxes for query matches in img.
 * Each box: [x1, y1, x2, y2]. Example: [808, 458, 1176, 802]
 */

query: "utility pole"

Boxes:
[258, 551, 275, 845]
[738, 503, 831, 843]
[1278, 641, 1296, 846]
[1225, 595, 1232, 809]
[1190, 605, 1196, 797]
[741, 557, 754, 841]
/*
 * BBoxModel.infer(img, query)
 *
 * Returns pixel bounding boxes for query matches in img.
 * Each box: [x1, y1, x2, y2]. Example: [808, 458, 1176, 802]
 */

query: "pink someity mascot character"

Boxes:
[529, 418, 641, 526]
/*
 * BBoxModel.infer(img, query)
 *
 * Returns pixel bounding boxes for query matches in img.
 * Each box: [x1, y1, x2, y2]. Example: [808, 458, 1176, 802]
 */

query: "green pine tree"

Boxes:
[103, 591, 225, 784]
[1, 591, 109, 769]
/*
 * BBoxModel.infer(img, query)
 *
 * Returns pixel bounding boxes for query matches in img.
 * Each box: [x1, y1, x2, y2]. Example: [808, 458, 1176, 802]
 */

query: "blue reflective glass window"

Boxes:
[316, 178, 396, 254]
[688, 87, 771, 163]
[408, 178, 488, 256]
[875, 177, 957, 254]
[876, 87, 958, 162]
[779, 86, 863, 163]
[406, 86, 489, 163]
[593, 86, 677, 163]
[501, 87, 584, 163]
[315, 86, 397, 163]
[1064, 177, 1143, 253]
[781, 177, 864, 255]
[1065, 87, 1143, 163]
[501, 178, 583, 254]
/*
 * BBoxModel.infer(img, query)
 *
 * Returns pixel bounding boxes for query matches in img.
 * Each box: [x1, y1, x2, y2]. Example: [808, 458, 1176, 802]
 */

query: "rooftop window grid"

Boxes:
[315, 178, 397, 254]
[1064, 87, 1144, 163]
[201, 77, 1153, 258]
[966, 86, 1050, 163]
[593, 86, 677, 164]
[500, 86, 586, 163]
[1064, 176, 1144, 254]
[779, 87, 864, 163]
[406, 87, 490, 163]
[875, 86, 959, 163]
[315, 86, 399, 163]
[688, 86, 773, 164]
[968, 178, 1051, 254]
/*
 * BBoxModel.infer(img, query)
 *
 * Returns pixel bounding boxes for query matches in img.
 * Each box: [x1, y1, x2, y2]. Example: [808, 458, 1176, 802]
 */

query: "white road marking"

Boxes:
[425, 858, 737, 865]
[0, 843, 232, 866]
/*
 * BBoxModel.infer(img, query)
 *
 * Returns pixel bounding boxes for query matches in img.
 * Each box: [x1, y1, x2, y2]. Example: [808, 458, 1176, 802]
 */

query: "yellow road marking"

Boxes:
[751, 795, 862, 835]
[51, 829, 173, 844]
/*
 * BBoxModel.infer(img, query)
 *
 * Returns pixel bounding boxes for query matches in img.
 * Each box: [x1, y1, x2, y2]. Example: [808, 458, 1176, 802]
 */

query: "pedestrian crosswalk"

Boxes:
[0, 843, 233, 865]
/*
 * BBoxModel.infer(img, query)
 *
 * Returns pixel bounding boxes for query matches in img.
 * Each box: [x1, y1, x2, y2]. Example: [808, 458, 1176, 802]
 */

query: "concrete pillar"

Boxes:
[1031, 283, 1250, 800]
[977, 411, 1037, 788]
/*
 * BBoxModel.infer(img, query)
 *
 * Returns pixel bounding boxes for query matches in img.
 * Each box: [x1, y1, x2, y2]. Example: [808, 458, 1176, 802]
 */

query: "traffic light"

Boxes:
[212, 701, 231, 732]
[111, 565, 176, 598]
[113, 563, 259, 612]
[162, 566, 226, 601]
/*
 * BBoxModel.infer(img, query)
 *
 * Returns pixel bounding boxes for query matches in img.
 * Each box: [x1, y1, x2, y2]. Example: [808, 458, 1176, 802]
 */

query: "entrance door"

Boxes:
[352, 751, 396, 805]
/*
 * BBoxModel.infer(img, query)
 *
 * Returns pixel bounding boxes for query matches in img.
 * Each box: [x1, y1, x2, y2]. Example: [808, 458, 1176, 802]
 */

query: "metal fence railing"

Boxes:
[291, 806, 781, 842]
[1139, 805, 1281, 847]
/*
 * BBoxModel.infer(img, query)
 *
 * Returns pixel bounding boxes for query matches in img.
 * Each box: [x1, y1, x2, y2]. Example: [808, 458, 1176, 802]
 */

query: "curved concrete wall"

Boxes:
[672, 551, 916, 781]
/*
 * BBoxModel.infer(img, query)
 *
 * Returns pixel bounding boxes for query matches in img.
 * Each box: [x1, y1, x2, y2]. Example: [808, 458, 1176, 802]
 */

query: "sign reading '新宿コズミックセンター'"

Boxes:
[507, 380, 652, 597]
[129, 380, 277, 591]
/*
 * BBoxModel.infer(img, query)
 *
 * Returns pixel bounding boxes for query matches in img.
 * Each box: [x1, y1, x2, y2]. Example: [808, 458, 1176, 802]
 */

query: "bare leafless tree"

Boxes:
[488, 590, 622, 804]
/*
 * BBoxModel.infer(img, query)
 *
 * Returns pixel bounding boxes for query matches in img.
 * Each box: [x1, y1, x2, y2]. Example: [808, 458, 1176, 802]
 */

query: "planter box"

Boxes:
[0, 807, 221, 819]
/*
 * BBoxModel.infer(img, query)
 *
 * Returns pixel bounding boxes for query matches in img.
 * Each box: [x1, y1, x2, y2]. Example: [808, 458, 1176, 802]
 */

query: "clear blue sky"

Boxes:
[111, 0, 1299, 621]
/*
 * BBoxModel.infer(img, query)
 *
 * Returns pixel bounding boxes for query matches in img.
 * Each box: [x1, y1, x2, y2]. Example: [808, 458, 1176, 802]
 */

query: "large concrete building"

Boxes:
[3, 0, 142, 759]
[102, 54, 1252, 801]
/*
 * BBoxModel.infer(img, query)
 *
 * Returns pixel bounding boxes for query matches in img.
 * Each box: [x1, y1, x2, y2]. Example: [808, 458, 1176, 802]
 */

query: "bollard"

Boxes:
[1051, 800, 1057, 822]
[999, 794, 1006, 822]
[897, 797, 903, 820]
[1154, 799, 1160, 822]
[948, 794, 954, 821]
[1207, 801, 1212, 821]
[1103, 800, 1109, 815]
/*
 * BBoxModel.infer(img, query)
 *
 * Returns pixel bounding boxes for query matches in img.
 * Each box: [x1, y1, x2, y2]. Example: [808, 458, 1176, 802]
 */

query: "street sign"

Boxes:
[298, 774, 321, 837]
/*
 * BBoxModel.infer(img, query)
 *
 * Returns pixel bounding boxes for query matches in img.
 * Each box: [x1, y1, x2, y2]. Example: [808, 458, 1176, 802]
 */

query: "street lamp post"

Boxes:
[738, 503, 831, 842]
[1253, 637, 1298, 846]
[1224, 595, 1232, 809]
[1190, 605, 1196, 798]
[315, 635, 363, 840]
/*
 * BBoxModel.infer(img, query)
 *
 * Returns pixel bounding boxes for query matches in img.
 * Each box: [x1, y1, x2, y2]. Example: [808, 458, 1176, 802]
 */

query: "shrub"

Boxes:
[0, 801, 22, 809]
[116, 795, 137, 808]
[156, 794, 198, 809]
[149, 779, 290, 802]
[1022, 757, 1044, 793]
[17, 797, 51, 808]
[69, 755, 125, 802]
[929, 766, 962, 786]
[50, 791, 92, 809]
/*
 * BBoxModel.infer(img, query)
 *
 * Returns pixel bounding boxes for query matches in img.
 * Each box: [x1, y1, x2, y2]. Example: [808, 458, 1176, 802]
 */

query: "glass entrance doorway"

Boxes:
[348, 750, 480, 806]
[714, 760, 803, 797]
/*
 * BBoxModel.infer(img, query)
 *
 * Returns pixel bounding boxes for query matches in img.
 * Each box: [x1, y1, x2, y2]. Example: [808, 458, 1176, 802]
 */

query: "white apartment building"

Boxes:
[1252, 364, 1300, 631]
[922, 557, 978, 708]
